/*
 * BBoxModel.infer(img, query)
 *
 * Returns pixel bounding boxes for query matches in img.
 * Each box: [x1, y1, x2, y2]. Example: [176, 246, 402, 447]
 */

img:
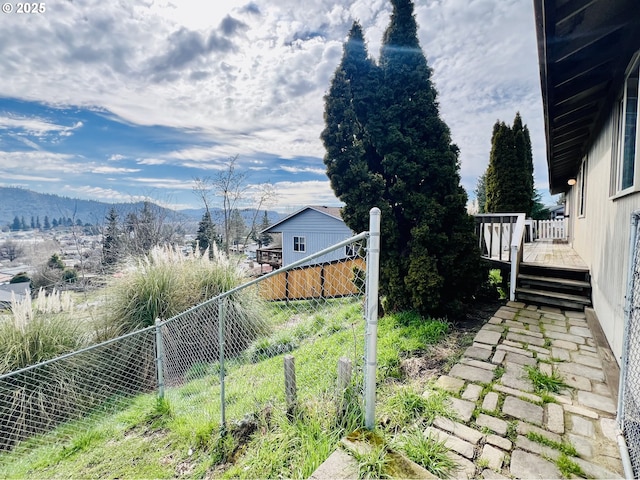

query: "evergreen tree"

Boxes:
[36, 216, 41, 229]
[229, 209, 245, 248]
[102, 208, 120, 265]
[485, 113, 535, 215]
[43, 216, 50, 229]
[322, 0, 483, 318]
[30, 216, 35, 229]
[11, 216, 20, 231]
[258, 211, 272, 247]
[20, 216, 26, 230]
[48, 253, 64, 270]
[195, 210, 216, 257]
[474, 172, 487, 213]
[52, 218, 59, 228]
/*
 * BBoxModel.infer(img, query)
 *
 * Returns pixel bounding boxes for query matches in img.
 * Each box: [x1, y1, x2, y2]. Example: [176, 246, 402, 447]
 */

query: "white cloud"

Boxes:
[0, 115, 82, 138]
[270, 180, 341, 210]
[126, 177, 197, 190]
[0, 0, 551, 209]
[65, 185, 147, 203]
[90, 166, 141, 174]
[0, 173, 61, 182]
[280, 165, 325, 175]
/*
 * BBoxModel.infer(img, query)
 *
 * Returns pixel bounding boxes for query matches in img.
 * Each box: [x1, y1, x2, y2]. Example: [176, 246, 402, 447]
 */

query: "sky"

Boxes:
[0, 0, 552, 213]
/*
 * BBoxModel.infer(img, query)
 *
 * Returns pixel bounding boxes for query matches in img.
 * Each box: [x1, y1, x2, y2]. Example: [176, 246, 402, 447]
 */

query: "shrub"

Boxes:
[62, 268, 78, 283]
[9, 272, 30, 284]
[47, 253, 64, 270]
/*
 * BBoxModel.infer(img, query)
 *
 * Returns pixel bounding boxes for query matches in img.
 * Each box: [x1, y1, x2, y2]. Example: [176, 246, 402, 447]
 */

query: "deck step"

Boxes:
[515, 287, 591, 311]
[519, 263, 590, 282]
[518, 274, 591, 291]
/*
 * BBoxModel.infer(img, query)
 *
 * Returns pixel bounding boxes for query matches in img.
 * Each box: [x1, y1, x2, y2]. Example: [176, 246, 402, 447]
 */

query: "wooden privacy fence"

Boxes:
[259, 257, 365, 301]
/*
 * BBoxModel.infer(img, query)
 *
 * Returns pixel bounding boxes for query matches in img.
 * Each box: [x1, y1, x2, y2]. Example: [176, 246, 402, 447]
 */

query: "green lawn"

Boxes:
[0, 299, 452, 479]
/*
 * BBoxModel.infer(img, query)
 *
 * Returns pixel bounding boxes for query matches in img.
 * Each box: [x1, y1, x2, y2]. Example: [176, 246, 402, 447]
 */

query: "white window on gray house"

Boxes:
[578, 158, 587, 217]
[613, 54, 639, 194]
[293, 236, 306, 252]
[345, 244, 355, 257]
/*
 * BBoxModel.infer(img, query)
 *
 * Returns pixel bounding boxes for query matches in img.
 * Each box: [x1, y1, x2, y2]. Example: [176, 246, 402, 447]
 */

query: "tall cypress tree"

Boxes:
[485, 113, 535, 215]
[322, 22, 384, 236]
[322, 0, 482, 318]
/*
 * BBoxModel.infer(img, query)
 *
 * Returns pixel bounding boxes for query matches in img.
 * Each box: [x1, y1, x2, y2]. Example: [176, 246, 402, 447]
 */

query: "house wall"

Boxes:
[567, 109, 640, 364]
[275, 209, 354, 267]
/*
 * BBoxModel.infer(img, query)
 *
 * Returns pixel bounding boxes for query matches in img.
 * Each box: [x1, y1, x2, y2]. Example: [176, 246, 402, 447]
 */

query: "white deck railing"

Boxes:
[537, 219, 567, 240]
[475, 213, 526, 301]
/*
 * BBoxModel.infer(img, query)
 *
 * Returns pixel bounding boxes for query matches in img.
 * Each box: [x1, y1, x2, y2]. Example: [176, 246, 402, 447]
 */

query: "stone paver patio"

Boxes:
[433, 301, 623, 479]
[311, 301, 624, 479]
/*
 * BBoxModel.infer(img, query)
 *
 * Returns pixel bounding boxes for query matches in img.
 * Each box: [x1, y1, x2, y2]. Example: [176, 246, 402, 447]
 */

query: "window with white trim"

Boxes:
[345, 244, 356, 257]
[293, 236, 306, 252]
[612, 54, 639, 195]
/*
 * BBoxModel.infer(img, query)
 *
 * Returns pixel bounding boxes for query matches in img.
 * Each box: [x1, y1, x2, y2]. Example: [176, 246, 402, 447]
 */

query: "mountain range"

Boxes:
[0, 187, 281, 231]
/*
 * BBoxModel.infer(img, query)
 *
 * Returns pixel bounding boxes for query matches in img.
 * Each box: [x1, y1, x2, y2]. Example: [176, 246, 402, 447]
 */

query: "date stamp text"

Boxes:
[2, 3, 46, 13]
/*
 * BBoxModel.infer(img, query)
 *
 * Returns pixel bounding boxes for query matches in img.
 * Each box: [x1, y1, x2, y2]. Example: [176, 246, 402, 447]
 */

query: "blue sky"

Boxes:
[0, 0, 552, 212]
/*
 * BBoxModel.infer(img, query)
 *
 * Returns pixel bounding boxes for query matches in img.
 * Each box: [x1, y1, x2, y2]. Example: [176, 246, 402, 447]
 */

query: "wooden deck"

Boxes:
[522, 240, 587, 269]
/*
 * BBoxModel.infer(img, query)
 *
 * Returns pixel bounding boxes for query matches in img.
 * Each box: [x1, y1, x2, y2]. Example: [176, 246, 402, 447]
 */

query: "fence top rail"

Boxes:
[474, 213, 523, 222]
[161, 230, 370, 327]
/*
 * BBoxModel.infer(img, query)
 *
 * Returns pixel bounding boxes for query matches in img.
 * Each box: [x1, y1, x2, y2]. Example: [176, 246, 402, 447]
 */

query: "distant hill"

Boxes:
[0, 187, 185, 228]
[0, 187, 282, 232]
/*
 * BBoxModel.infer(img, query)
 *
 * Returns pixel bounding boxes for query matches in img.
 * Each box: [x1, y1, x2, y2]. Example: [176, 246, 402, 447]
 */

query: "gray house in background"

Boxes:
[258, 206, 355, 268]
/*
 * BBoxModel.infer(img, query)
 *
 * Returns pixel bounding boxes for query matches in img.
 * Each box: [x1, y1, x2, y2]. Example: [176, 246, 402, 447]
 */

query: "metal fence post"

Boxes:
[155, 318, 165, 399]
[364, 207, 381, 430]
[218, 297, 227, 432]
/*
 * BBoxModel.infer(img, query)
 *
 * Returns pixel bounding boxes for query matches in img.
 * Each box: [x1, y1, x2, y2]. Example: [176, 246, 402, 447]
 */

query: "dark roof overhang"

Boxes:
[534, 0, 640, 194]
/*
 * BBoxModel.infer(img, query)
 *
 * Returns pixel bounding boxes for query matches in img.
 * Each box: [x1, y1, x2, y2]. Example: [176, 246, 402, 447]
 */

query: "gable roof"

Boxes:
[534, 0, 640, 194]
[261, 206, 344, 233]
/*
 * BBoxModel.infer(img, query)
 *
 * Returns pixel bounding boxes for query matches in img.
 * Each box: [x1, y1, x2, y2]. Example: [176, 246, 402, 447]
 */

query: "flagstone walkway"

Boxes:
[311, 301, 625, 479]
[431, 301, 623, 479]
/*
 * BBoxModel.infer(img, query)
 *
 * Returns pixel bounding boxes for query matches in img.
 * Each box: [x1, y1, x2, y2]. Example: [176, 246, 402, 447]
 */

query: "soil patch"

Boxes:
[401, 299, 504, 382]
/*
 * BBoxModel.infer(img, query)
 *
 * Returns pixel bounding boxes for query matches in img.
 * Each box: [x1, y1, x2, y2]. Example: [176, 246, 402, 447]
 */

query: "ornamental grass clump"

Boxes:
[0, 289, 88, 451]
[103, 244, 264, 334]
[0, 288, 82, 373]
[100, 244, 268, 381]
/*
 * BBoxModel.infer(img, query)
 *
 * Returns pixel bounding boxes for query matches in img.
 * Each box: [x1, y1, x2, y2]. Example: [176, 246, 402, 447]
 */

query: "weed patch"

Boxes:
[556, 453, 586, 478]
[526, 432, 578, 456]
[393, 428, 458, 478]
[525, 366, 569, 394]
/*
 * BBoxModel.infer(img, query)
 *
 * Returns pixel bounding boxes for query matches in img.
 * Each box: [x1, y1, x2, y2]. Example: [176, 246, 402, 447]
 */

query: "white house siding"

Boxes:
[275, 209, 354, 267]
[567, 109, 640, 364]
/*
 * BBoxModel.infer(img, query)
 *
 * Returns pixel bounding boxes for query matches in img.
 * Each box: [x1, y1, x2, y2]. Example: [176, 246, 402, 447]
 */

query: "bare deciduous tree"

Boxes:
[1, 240, 24, 262]
[194, 155, 277, 255]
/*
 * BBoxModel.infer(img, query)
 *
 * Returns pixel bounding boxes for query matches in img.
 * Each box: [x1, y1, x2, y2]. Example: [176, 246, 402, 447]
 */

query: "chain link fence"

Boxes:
[0, 209, 380, 458]
[620, 213, 640, 477]
[0, 328, 156, 452]
[160, 233, 371, 429]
